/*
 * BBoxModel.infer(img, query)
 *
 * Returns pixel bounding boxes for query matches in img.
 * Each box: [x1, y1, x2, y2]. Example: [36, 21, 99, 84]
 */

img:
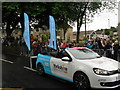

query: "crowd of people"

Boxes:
[1, 34, 120, 61]
[85, 37, 120, 61]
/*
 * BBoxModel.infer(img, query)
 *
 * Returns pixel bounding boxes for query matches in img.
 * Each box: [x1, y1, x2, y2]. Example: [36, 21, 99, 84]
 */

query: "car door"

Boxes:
[50, 51, 73, 82]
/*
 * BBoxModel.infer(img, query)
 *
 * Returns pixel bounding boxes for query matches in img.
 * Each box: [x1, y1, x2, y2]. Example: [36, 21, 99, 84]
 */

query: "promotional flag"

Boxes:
[23, 13, 30, 51]
[48, 16, 57, 50]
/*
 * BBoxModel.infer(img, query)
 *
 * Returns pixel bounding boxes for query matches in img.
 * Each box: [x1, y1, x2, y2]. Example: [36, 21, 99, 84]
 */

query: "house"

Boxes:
[57, 27, 73, 42]
[73, 30, 94, 40]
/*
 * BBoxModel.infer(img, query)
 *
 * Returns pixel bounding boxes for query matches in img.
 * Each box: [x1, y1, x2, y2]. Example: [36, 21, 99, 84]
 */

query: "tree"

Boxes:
[2, 2, 47, 36]
[2, 2, 117, 42]
[59, 2, 117, 43]
[68, 2, 102, 43]
[2, 2, 74, 40]
[2, 2, 21, 36]
[50, 2, 103, 42]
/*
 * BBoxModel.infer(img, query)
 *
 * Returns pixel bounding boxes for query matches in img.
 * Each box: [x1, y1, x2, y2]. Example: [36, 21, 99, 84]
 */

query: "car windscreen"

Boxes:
[68, 48, 100, 59]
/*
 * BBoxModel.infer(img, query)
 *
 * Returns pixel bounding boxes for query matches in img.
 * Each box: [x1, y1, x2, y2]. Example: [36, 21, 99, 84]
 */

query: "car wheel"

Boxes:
[73, 72, 90, 90]
[37, 63, 44, 75]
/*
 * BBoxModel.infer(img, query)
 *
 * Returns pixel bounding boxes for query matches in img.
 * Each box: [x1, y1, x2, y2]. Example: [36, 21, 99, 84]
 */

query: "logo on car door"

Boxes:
[53, 64, 68, 73]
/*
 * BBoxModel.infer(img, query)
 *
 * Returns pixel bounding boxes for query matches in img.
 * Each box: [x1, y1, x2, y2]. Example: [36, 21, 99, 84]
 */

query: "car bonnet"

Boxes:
[79, 57, 120, 71]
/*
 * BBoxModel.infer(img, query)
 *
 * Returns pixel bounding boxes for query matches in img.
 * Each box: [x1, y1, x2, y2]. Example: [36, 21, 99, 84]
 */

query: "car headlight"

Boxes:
[93, 68, 113, 75]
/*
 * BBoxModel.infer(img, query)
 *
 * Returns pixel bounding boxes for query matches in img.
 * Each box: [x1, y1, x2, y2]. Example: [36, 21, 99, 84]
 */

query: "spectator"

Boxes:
[32, 40, 38, 56]
[68, 42, 74, 48]
[113, 41, 119, 61]
[14, 37, 19, 46]
[95, 37, 103, 49]
[61, 41, 67, 49]
[95, 37, 104, 56]
[20, 37, 28, 56]
[92, 42, 99, 49]
[19, 35, 22, 46]
[30, 34, 34, 44]
[105, 40, 112, 58]
[86, 41, 93, 49]
[101, 39, 106, 49]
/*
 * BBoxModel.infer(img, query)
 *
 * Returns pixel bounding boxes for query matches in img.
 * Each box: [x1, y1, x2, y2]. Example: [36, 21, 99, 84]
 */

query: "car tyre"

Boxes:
[37, 63, 44, 75]
[73, 72, 90, 90]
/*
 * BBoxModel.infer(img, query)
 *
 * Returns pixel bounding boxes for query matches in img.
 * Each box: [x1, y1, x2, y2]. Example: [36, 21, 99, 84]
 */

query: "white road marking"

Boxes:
[0, 58, 13, 64]
[30, 56, 37, 58]
[24, 66, 37, 72]
[0, 58, 37, 72]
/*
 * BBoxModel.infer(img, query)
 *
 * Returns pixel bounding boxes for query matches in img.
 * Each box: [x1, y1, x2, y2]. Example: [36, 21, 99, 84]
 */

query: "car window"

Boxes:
[68, 48, 100, 59]
[56, 50, 71, 59]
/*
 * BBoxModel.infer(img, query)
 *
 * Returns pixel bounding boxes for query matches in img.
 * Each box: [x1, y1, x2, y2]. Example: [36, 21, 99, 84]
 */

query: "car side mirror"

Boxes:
[62, 57, 71, 61]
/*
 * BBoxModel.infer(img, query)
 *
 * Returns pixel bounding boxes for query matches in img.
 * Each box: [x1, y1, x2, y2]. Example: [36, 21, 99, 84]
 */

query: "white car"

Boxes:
[36, 47, 120, 90]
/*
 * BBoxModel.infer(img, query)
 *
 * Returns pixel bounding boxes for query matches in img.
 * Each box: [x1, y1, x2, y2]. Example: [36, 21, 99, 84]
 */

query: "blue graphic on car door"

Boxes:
[36, 54, 52, 75]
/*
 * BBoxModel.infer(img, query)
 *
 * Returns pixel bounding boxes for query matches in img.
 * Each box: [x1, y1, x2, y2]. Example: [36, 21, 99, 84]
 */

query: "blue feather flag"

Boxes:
[23, 13, 31, 51]
[48, 16, 57, 50]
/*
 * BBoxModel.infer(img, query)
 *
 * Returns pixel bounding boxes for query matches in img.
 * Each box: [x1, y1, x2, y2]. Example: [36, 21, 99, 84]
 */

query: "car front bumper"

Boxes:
[90, 73, 120, 89]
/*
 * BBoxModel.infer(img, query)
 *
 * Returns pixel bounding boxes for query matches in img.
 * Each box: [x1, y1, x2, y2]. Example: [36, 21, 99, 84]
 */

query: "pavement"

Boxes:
[2, 46, 21, 56]
[2, 46, 31, 57]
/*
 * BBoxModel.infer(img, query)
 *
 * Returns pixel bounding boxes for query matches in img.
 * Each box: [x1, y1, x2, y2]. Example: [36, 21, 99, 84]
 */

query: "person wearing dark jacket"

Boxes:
[105, 40, 112, 58]
[113, 41, 119, 61]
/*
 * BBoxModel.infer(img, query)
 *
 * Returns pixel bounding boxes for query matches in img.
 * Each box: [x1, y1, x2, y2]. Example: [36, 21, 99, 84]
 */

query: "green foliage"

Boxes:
[104, 29, 110, 35]
[2, 2, 117, 40]
[79, 41, 85, 47]
[97, 27, 117, 35]
[41, 34, 48, 42]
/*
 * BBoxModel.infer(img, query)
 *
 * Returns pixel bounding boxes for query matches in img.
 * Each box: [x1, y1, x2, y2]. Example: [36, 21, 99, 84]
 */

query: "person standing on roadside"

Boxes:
[86, 41, 93, 49]
[105, 40, 112, 58]
[30, 34, 34, 45]
[113, 41, 119, 61]
[61, 41, 67, 49]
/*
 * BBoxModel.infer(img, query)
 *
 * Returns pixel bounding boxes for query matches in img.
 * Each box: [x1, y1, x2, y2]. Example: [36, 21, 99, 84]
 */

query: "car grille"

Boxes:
[100, 80, 120, 87]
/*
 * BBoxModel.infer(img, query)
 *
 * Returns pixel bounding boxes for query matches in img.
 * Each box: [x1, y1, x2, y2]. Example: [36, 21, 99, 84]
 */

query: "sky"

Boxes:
[73, 8, 118, 31]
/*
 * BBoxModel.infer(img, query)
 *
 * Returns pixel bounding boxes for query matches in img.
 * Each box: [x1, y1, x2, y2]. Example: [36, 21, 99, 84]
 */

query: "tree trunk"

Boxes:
[6, 22, 12, 36]
[76, 2, 89, 43]
[5, 8, 20, 37]
[20, 12, 24, 36]
[6, 13, 14, 36]
[19, 3, 25, 37]
[63, 29, 67, 40]
[76, 21, 80, 43]
[6, 15, 20, 37]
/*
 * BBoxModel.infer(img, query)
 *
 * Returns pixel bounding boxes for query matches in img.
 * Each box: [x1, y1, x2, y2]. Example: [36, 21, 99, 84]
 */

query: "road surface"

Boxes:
[1, 54, 120, 90]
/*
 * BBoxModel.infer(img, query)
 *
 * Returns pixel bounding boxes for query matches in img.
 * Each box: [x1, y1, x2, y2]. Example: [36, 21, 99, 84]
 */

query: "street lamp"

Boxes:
[108, 19, 110, 29]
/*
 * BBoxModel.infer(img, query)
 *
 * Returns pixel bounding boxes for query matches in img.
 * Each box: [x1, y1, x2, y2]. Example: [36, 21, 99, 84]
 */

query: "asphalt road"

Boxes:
[1, 54, 75, 90]
[1, 54, 120, 90]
